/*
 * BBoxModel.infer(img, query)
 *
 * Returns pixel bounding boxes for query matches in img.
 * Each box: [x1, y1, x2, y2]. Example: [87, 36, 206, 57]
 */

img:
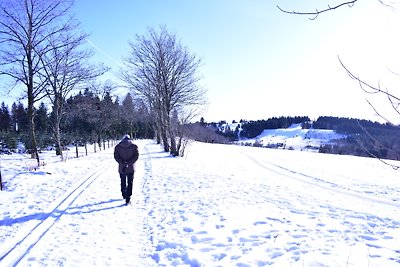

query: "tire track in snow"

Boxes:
[236, 149, 400, 265]
[238, 149, 399, 208]
[0, 159, 114, 266]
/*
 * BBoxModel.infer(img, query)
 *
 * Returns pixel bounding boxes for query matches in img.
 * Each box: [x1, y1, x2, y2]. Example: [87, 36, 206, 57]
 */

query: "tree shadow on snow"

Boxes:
[0, 198, 125, 227]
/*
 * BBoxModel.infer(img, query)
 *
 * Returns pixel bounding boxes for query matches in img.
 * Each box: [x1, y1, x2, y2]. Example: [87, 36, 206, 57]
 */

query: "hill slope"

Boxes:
[238, 123, 346, 150]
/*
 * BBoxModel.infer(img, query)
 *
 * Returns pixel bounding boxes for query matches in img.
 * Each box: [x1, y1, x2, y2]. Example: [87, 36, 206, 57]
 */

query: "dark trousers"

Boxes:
[120, 173, 134, 198]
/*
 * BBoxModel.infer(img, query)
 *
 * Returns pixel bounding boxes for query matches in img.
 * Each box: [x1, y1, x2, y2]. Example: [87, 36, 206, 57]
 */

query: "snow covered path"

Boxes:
[12, 148, 152, 266]
[1, 139, 400, 266]
[0, 142, 153, 266]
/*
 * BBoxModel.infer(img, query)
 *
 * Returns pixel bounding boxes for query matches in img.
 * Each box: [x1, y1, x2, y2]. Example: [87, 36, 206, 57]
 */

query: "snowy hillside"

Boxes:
[1, 140, 400, 266]
[238, 123, 346, 151]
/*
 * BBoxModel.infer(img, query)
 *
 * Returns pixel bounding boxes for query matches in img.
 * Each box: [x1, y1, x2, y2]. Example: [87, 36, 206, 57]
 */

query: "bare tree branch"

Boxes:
[338, 56, 400, 113]
[366, 99, 392, 124]
[277, 1, 358, 20]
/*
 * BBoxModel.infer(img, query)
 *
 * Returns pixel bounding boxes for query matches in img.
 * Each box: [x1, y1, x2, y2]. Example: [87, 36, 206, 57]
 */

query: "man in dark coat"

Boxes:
[114, 134, 139, 204]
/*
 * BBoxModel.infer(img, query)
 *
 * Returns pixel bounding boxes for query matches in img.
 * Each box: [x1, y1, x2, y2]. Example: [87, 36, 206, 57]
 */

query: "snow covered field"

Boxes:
[0, 139, 400, 266]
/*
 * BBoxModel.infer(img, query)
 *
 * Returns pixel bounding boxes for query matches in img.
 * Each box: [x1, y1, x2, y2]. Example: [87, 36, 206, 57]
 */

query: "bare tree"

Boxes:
[39, 28, 108, 160]
[173, 107, 202, 157]
[121, 26, 206, 156]
[0, 0, 75, 165]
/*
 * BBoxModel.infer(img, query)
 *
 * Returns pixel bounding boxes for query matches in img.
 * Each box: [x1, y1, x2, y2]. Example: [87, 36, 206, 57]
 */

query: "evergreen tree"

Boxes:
[100, 91, 116, 140]
[63, 90, 97, 145]
[121, 93, 136, 138]
[11, 102, 28, 133]
[0, 102, 11, 132]
[35, 102, 49, 133]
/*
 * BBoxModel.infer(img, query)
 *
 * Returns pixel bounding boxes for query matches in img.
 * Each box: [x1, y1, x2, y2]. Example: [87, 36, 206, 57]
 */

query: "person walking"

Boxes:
[114, 134, 139, 205]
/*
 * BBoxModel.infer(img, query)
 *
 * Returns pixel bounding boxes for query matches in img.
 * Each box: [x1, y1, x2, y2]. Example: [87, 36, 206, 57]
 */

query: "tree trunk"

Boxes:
[176, 136, 182, 157]
[27, 96, 39, 166]
[156, 114, 169, 151]
[53, 115, 63, 159]
[168, 118, 178, 156]
[155, 126, 161, 144]
[159, 118, 169, 152]
[169, 133, 178, 156]
[55, 127, 63, 158]
[53, 96, 64, 160]
[161, 128, 169, 152]
[26, 19, 40, 167]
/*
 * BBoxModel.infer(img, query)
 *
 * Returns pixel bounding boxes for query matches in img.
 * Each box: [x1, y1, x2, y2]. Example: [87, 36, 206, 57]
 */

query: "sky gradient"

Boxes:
[8, 0, 400, 124]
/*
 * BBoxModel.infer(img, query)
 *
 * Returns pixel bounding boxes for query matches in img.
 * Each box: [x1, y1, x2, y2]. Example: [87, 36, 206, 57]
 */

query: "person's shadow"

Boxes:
[65, 198, 128, 215]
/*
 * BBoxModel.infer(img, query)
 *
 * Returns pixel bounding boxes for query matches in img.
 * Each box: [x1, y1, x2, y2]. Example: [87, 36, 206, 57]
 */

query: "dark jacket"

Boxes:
[114, 139, 139, 174]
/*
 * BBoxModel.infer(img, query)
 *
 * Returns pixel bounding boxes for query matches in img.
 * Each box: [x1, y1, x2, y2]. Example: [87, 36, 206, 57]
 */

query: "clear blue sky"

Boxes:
[67, 1, 400, 123]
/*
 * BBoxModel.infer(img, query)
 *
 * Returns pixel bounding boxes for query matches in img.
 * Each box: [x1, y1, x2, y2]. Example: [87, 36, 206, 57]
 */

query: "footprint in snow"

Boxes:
[360, 235, 379, 241]
[270, 250, 284, 259]
[191, 235, 214, 244]
[366, 243, 382, 249]
[292, 234, 307, 239]
[183, 227, 193, 233]
[265, 217, 285, 223]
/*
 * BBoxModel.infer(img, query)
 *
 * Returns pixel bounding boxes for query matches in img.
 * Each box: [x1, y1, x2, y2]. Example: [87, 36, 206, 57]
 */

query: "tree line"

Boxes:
[213, 116, 400, 161]
[0, 1, 205, 162]
[239, 116, 311, 139]
[0, 89, 154, 152]
[0, 0, 109, 164]
[315, 117, 400, 161]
